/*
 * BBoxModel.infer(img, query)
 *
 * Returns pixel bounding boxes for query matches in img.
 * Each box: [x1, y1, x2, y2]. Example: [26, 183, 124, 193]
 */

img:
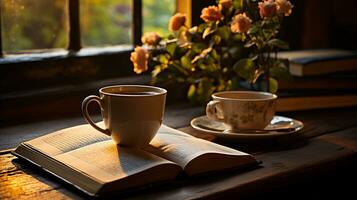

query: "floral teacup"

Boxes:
[206, 91, 277, 131]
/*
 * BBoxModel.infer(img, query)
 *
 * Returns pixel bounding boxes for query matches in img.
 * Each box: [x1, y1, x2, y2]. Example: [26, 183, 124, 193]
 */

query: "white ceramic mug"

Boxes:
[206, 91, 277, 131]
[82, 85, 167, 146]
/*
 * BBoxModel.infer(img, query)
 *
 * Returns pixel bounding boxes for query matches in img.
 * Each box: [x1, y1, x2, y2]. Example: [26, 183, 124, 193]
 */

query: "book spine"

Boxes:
[277, 95, 357, 112]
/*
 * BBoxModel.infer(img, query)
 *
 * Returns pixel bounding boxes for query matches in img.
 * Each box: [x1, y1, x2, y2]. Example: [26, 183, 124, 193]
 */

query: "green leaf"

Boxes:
[244, 40, 255, 48]
[197, 23, 208, 33]
[197, 78, 215, 103]
[203, 26, 216, 39]
[191, 47, 213, 64]
[206, 63, 219, 73]
[233, 58, 256, 81]
[269, 77, 278, 93]
[267, 39, 289, 50]
[247, 24, 260, 36]
[229, 77, 240, 90]
[151, 65, 162, 77]
[211, 35, 221, 45]
[187, 84, 197, 101]
[210, 49, 219, 61]
[233, 0, 243, 10]
[262, 29, 275, 40]
[172, 61, 189, 76]
[166, 43, 176, 56]
[203, 63, 219, 73]
[270, 65, 293, 81]
[192, 43, 206, 54]
[217, 26, 231, 41]
[181, 56, 193, 69]
[217, 79, 227, 91]
[232, 34, 242, 41]
[158, 54, 169, 65]
[228, 46, 242, 59]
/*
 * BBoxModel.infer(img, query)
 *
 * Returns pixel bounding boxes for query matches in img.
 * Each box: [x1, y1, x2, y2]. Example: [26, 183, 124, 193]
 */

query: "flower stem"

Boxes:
[265, 51, 270, 92]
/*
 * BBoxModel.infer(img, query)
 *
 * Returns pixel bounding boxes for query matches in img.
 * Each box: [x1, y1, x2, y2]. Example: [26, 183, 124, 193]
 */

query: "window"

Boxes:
[2, 0, 69, 53]
[0, 0, 209, 123]
[0, 0, 179, 93]
[0, 0, 176, 55]
[143, 0, 175, 36]
[80, 0, 133, 47]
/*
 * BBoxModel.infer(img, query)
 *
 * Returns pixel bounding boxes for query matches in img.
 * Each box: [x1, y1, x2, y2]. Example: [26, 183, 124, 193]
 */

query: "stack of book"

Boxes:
[276, 49, 357, 112]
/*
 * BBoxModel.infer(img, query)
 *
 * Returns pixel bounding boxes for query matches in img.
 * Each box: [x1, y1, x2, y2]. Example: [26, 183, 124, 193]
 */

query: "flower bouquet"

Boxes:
[130, 0, 293, 104]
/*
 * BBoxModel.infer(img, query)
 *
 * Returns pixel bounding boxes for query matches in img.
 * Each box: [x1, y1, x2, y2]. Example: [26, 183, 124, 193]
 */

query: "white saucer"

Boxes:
[190, 115, 304, 140]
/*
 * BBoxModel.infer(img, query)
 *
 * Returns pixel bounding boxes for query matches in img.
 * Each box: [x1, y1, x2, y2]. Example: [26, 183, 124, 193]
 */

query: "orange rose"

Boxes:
[168, 13, 186, 32]
[200, 6, 223, 22]
[219, 0, 233, 9]
[276, 0, 293, 16]
[130, 47, 148, 74]
[141, 32, 161, 46]
[231, 13, 252, 33]
[258, 0, 277, 18]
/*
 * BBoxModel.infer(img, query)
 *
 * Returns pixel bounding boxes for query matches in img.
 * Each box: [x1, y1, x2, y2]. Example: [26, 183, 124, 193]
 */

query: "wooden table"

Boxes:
[1, 104, 357, 199]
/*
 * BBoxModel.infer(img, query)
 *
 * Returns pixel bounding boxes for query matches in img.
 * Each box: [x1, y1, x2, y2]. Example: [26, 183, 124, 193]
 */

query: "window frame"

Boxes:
[0, 0, 201, 88]
[0, 0, 218, 124]
[0, 0, 146, 92]
[0, 0, 213, 92]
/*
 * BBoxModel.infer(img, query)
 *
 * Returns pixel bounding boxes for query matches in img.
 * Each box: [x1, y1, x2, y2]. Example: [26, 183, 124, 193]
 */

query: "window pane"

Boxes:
[143, 0, 175, 36]
[1, 0, 69, 53]
[81, 0, 132, 47]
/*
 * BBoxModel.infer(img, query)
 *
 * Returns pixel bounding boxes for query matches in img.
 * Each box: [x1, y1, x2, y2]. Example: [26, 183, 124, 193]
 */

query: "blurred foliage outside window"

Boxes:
[1, 0, 69, 53]
[81, 0, 132, 46]
[1, 0, 175, 54]
[143, 0, 175, 37]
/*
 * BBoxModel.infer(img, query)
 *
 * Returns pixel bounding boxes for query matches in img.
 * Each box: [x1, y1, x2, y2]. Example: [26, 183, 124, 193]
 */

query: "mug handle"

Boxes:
[81, 95, 111, 136]
[206, 100, 225, 122]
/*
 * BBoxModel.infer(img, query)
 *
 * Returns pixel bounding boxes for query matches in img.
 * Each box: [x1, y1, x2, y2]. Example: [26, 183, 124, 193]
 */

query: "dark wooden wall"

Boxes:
[192, 0, 357, 50]
[301, 0, 357, 50]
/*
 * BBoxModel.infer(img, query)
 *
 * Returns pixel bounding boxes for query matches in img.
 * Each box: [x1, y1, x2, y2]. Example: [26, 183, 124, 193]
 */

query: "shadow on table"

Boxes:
[216, 132, 309, 154]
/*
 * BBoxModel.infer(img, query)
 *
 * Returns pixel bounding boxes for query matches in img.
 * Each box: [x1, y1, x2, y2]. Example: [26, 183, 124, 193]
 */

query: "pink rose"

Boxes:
[219, 0, 233, 9]
[231, 13, 252, 33]
[130, 47, 148, 74]
[258, 0, 277, 18]
[141, 32, 161, 46]
[168, 13, 186, 32]
[200, 6, 223, 22]
[276, 0, 293, 16]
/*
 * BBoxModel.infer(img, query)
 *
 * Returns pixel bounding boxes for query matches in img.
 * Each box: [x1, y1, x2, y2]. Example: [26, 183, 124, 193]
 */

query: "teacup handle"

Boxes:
[206, 100, 225, 122]
[81, 95, 111, 136]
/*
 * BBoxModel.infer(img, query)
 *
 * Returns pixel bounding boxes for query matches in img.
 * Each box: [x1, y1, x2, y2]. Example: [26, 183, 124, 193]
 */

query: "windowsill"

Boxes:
[1, 45, 136, 95]
[0, 74, 151, 101]
[0, 45, 133, 64]
[0, 75, 154, 126]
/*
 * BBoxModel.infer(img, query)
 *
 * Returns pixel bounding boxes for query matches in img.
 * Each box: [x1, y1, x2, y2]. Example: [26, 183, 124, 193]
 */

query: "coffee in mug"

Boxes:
[82, 85, 167, 146]
[206, 91, 277, 131]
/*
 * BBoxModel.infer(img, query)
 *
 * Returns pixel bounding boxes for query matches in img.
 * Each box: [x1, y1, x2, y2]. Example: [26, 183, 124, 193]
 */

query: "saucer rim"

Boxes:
[190, 115, 304, 139]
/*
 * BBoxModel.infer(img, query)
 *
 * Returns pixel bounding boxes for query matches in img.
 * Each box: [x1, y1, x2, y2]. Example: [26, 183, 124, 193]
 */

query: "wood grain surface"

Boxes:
[1, 106, 357, 199]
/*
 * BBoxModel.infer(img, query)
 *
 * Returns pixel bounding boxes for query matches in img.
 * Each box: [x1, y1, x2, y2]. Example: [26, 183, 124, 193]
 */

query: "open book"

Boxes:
[12, 123, 258, 196]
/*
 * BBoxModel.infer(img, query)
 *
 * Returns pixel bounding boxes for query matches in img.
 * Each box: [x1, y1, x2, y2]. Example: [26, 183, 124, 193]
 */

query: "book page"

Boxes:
[55, 140, 179, 183]
[25, 123, 111, 156]
[16, 123, 182, 194]
[147, 125, 256, 174]
[20, 123, 255, 179]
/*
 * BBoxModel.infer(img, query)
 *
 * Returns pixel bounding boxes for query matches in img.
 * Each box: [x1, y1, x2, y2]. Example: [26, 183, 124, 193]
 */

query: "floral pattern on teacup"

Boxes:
[226, 100, 276, 130]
